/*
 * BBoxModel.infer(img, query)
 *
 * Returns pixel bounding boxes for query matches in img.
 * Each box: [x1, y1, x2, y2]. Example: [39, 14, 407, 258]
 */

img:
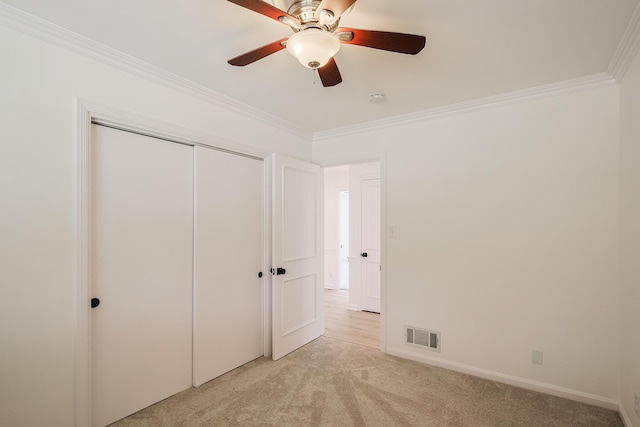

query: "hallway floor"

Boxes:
[323, 289, 380, 349]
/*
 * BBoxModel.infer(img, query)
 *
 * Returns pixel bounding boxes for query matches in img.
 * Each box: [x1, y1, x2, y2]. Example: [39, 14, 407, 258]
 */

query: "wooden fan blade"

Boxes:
[318, 57, 342, 87]
[315, 0, 357, 20]
[228, 38, 288, 66]
[227, 0, 300, 25]
[336, 28, 426, 54]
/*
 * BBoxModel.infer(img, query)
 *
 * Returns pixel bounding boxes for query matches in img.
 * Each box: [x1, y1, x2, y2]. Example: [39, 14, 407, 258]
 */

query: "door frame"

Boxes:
[74, 98, 271, 426]
[315, 153, 387, 352]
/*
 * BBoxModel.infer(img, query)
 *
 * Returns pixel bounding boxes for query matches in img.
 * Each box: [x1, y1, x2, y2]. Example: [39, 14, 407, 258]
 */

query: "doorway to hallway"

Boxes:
[323, 163, 381, 349]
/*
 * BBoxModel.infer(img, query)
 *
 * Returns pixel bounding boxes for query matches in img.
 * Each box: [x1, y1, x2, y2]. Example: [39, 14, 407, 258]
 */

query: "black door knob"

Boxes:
[276, 267, 286, 275]
[361, 252, 368, 257]
[91, 298, 100, 308]
[258, 272, 263, 278]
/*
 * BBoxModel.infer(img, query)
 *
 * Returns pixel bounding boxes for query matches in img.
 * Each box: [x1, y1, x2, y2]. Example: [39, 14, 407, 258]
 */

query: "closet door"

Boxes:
[193, 147, 264, 386]
[91, 125, 194, 426]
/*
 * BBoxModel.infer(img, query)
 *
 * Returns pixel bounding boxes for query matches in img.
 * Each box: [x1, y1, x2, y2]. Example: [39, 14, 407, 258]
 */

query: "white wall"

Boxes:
[620, 47, 640, 426]
[0, 25, 309, 427]
[324, 165, 349, 289]
[313, 86, 621, 403]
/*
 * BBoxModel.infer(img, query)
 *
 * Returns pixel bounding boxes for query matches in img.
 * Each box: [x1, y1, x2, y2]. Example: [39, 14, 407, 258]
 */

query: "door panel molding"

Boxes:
[282, 274, 319, 335]
[282, 165, 319, 262]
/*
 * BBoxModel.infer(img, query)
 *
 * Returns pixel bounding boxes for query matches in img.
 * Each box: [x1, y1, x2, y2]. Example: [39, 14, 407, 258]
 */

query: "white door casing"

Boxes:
[361, 178, 381, 313]
[91, 125, 193, 426]
[271, 154, 324, 361]
[192, 147, 264, 387]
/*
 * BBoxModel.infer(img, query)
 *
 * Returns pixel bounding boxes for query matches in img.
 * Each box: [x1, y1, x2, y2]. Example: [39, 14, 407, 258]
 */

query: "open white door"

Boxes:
[271, 154, 324, 361]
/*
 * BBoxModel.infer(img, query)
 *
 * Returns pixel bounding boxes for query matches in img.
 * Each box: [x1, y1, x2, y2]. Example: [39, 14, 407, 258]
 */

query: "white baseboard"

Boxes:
[619, 403, 635, 427]
[386, 347, 620, 412]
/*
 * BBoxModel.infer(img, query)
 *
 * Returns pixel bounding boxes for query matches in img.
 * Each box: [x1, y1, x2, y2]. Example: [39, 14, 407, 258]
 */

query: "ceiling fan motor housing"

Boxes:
[276, 0, 340, 31]
[287, 0, 322, 23]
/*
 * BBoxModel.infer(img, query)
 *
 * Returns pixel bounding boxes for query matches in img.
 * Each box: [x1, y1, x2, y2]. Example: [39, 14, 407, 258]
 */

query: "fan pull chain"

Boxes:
[313, 69, 317, 85]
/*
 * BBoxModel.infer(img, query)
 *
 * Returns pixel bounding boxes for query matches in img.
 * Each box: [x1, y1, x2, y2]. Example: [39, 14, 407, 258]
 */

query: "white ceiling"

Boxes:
[5, 0, 639, 134]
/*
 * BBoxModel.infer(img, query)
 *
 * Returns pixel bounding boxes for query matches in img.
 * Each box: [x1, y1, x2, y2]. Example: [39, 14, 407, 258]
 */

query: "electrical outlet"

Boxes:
[532, 349, 543, 365]
[634, 392, 639, 417]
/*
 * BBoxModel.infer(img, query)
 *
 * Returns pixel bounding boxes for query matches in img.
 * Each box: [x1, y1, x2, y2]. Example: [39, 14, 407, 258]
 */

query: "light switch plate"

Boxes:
[532, 349, 543, 365]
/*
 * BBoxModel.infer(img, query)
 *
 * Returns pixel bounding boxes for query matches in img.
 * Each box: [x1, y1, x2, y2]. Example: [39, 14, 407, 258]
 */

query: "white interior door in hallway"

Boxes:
[349, 162, 381, 314]
[90, 125, 264, 426]
[360, 178, 381, 313]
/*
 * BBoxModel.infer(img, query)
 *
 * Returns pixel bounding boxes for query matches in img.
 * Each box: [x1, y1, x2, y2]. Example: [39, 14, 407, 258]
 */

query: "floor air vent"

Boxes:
[405, 326, 440, 352]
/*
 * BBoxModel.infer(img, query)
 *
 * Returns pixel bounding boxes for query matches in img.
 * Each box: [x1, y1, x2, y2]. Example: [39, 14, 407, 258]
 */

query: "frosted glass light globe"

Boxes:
[286, 28, 341, 69]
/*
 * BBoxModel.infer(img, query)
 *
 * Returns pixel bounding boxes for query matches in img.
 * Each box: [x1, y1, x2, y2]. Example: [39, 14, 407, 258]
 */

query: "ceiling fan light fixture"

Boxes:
[286, 28, 340, 69]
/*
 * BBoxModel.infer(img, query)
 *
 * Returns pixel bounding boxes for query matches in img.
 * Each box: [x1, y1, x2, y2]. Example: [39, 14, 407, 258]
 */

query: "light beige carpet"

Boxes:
[112, 337, 623, 426]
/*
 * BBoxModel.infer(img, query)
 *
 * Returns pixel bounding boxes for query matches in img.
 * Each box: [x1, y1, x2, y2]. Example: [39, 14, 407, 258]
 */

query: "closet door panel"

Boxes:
[193, 147, 264, 386]
[91, 125, 193, 426]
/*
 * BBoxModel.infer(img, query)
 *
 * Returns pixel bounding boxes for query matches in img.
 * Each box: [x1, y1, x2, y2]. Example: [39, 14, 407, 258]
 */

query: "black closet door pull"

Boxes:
[276, 267, 286, 275]
[361, 252, 368, 257]
[91, 298, 100, 308]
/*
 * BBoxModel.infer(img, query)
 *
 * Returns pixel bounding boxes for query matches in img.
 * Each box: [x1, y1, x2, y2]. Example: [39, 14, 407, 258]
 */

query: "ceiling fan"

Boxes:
[226, 0, 426, 87]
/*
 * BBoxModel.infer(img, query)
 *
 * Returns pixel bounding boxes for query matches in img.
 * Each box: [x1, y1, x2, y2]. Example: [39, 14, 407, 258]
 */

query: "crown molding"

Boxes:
[608, 2, 640, 82]
[0, 2, 312, 141]
[2, 1, 631, 143]
[313, 73, 616, 142]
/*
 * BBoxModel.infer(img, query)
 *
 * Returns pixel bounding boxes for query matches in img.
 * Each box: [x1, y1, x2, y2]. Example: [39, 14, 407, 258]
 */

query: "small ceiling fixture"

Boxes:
[226, 0, 426, 87]
[369, 93, 385, 103]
